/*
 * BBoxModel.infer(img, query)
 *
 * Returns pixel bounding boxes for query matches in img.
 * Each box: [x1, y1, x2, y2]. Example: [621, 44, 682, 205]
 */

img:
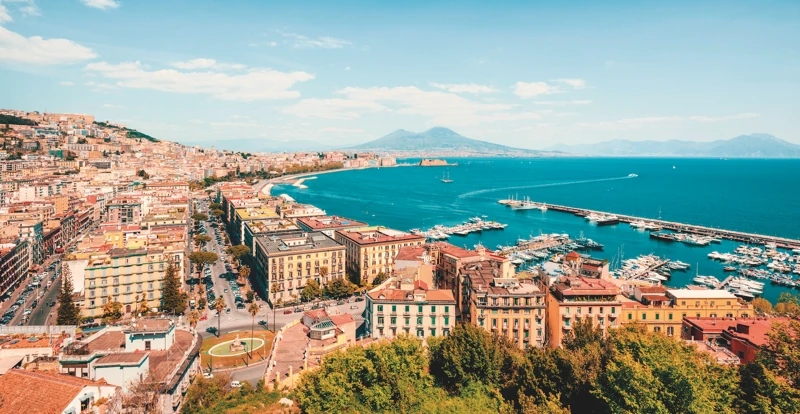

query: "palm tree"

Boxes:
[270, 283, 280, 332]
[213, 296, 226, 337]
[248, 302, 259, 359]
[188, 310, 200, 333]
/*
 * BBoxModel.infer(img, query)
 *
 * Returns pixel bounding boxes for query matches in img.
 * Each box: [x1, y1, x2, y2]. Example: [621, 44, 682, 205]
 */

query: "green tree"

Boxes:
[245, 290, 255, 303]
[301, 279, 323, 302]
[752, 297, 773, 315]
[191, 212, 208, 222]
[738, 359, 800, 413]
[194, 234, 211, 247]
[198, 296, 207, 310]
[761, 319, 800, 390]
[209, 202, 222, 210]
[372, 272, 389, 286]
[226, 244, 251, 264]
[161, 261, 187, 315]
[138, 295, 149, 315]
[189, 251, 218, 278]
[213, 296, 226, 336]
[324, 277, 354, 299]
[211, 209, 224, 219]
[248, 302, 259, 358]
[188, 310, 201, 332]
[774, 293, 800, 317]
[56, 265, 81, 325]
[101, 296, 123, 322]
[183, 376, 228, 413]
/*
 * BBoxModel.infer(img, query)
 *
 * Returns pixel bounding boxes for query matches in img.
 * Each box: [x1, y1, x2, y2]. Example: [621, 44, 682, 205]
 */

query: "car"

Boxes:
[336, 300, 345, 305]
[258, 320, 267, 326]
[355, 297, 365, 302]
[205, 327, 218, 334]
[200, 315, 208, 321]
[224, 288, 228, 293]
[283, 309, 294, 314]
[202, 372, 213, 379]
[230, 381, 242, 388]
[236, 303, 245, 309]
[225, 308, 231, 314]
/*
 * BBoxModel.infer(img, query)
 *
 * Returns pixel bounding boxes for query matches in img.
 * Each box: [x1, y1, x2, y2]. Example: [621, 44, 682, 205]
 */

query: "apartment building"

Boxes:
[365, 277, 456, 340]
[682, 316, 789, 363]
[0, 238, 30, 299]
[253, 231, 345, 305]
[82, 248, 174, 317]
[106, 197, 142, 224]
[619, 288, 753, 338]
[461, 265, 547, 349]
[546, 276, 622, 348]
[335, 226, 425, 284]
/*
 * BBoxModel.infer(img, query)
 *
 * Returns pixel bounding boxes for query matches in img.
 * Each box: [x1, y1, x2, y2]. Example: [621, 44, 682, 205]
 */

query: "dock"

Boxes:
[514, 200, 800, 250]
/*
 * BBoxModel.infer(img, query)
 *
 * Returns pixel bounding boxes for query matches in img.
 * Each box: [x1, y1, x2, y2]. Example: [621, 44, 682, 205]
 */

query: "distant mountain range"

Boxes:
[349, 127, 551, 155]
[549, 134, 800, 158]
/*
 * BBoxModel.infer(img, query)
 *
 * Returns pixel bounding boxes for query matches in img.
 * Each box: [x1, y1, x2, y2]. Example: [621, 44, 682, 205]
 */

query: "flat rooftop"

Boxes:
[256, 231, 342, 255]
[667, 289, 738, 299]
[296, 215, 367, 231]
[336, 226, 425, 245]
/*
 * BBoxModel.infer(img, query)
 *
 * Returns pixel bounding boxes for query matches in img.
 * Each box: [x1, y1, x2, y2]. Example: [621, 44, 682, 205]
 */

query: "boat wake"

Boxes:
[457, 175, 637, 199]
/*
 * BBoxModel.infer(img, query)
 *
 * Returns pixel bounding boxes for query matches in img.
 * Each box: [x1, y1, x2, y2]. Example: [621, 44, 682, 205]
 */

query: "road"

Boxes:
[3, 255, 62, 327]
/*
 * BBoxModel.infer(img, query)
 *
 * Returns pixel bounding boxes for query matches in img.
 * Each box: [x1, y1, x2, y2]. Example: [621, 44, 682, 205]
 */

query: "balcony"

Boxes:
[477, 314, 485, 320]
[403, 311, 411, 316]
[562, 313, 572, 319]
[562, 324, 572, 330]
[429, 311, 437, 316]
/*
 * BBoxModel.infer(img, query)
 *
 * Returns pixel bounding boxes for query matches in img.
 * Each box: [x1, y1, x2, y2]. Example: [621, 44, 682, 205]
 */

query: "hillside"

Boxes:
[350, 127, 549, 155]
[550, 134, 800, 157]
[0, 114, 38, 126]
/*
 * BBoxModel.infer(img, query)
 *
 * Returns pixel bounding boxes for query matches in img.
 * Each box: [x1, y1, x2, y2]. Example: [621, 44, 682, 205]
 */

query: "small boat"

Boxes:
[723, 266, 737, 272]
[441, 171, 454, 183]
[650, 231, 676, 242]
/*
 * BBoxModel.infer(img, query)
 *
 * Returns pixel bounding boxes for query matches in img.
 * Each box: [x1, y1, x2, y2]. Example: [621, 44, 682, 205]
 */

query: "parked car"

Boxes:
[350, 305, 359, 310]
[230, 381, 241, 388]
[283, 309, 293, 314]
[225, 308, 231, 314]
[258, 320, 267, 326]
[205, 327, 218, 334]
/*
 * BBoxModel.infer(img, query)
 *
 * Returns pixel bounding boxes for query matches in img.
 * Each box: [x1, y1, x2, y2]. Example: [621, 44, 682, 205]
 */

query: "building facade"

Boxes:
[365, 278, 457, 340]
[335, 227, 425, 284]
[546, 277, 622, 348]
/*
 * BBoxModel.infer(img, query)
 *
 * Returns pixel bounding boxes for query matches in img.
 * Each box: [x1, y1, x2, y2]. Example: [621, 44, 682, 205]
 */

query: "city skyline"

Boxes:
[1, 0, 799, 148]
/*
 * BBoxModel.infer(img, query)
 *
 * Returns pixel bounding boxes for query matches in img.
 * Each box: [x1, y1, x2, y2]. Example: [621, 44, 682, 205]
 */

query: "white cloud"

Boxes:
[553, 78, 586, 89]
[0, 5, 12, 23]
[59, 81, 74, 86]
[319, 127, 364, 133]
[0, 0, 40, 21]
[513, 81, 561, 98]
[268, 41, 277, 47]
[0, 26, 97, 65]
[276, 30, 351, 49]
[429, 83, 498, 94]
[80, 0, 119, 10]
[532, 100, 592, 106]
[84, 81, 118, 91]
[344, 66, 351, 70]
[170, 58, 245, 71]
[85, 61, 314, 101]
[283, 98, 387, 120]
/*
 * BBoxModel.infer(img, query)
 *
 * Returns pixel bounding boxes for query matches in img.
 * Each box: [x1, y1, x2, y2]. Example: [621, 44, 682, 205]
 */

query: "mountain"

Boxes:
[549, 134, 800, 157]
[181, 138, 335, 153]
[349, 127, 547, 154]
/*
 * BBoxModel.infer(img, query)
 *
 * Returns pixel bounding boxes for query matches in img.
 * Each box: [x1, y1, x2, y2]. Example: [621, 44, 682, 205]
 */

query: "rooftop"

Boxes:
[336, 226, 424, 245]
[0, 370, 116, 414]
[124, 318, 173, 334]
[256, 231, 342, 255]
[552, 277, 620, 297]
[667, 289, 738, 300]
[296, 215, 367, 231]
[95, 351, 148, 366]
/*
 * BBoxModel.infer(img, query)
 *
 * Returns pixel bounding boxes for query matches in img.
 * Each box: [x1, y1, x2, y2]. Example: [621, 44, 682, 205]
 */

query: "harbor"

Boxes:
[500, 199, 800, 250]
[410, 217, 507, 240]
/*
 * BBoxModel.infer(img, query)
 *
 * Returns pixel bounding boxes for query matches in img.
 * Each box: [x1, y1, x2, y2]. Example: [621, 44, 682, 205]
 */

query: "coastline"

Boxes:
[261, 163, 414, 195]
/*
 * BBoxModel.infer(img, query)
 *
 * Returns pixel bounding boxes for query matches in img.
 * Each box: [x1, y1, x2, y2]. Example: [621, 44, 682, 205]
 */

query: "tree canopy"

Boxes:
[57, 266, 81, 325]
[301, 279, 323, 302]
[189, 251, 218, 273]
[161, 261, 187, 315]
[324, 277, 355, 299]
[226, 244, 251, 262]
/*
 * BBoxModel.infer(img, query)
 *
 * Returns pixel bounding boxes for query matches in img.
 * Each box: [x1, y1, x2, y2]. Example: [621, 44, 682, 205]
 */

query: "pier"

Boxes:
[512, 200, 800, 250]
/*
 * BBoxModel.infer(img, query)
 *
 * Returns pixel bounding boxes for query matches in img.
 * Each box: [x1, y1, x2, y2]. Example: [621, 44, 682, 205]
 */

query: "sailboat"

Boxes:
[441, 170, 454, 183]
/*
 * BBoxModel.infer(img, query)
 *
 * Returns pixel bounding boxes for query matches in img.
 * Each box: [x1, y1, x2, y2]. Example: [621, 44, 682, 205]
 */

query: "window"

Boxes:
[655, 313, 660, 320]
[404, 305, 409, 313]
[430, 317, 436, 325]
[417, 329, 424, 338]
[416, 317, 423, 325]
[710, 301, 715, 307]
[667, 327, 674, 336]
[418, 305, 423, 313]
[390, 317, 396, 325]
[145, 341, 151, 351]
[642, 314, 647, 320]
[404, 317, 410, 325]
[430, 329, 436, 337]
[611, 307, 616, 314]
[654, 327, 661, 333]
[492, 319, 497, 327]
[628, 313, 632, 320]
[391, 305, 396, 312]
[431, 305, 436, 313]
[377, 317, 384, 325]
[668, 313, 673, 320]
[565, 319, 570, 327]
[444, 317, 450, 326]
[377, 305, 383, 312]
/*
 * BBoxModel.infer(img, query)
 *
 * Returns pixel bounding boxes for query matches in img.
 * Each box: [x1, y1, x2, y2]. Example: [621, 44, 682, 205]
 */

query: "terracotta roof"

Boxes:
[304, 309, 328, 320]
[643, 294, 672, 302]
[95, 352, 148, 366]
[395, 246, 427, 261]
[148, 330, 193, 380]
[0, 370, 115, 414]
[296, 216, 367, 230]
[328, 313, 355, 327]
[87, 331, 125, 352]
[565, 251, 581, 261]
[685, 317, 790, 348]
[126, 318, 172, 334]
[638, 286, 668, 294]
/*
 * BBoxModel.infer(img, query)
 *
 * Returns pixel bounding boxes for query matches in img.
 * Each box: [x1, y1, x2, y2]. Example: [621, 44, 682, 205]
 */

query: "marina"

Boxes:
[503, 199, 800, 251]
[410, 217, 507, 240]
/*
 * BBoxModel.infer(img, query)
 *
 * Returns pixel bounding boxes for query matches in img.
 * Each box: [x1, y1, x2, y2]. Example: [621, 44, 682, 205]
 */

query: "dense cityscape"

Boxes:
[0, 106, 798, 413]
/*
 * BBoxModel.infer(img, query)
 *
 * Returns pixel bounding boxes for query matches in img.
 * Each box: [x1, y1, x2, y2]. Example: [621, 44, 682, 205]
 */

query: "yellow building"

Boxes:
[253, 231, 345, 305]
[82, 248, 173, 317]
[365, 277, 457, 340]
[334, 227, 425, 284]
[546, 277, 622, 348]
[620, 286, 754, 338]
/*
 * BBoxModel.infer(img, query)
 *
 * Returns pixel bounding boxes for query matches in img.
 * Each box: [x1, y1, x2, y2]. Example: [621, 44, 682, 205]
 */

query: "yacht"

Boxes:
[643, 222, 663, 231]
[596, 215, 620, 226]
[650, 231, 676, 242]
[723, 266, 737, 272]
[629, 220, 647, 229]
[628, 173, 638, 178]
[441, 171, 454, 183]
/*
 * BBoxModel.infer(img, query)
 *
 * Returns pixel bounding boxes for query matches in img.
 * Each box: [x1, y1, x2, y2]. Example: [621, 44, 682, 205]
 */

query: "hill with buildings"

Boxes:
[550, 133, 800, 157]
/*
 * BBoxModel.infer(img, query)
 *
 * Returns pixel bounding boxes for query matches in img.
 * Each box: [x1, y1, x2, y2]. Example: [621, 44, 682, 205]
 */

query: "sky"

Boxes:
[0, 0, 798, 149]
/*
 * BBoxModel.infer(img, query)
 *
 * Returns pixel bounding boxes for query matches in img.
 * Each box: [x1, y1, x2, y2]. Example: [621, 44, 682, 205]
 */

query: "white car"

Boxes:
[230, 380, 241, 388]
[202, 372, 213, 379]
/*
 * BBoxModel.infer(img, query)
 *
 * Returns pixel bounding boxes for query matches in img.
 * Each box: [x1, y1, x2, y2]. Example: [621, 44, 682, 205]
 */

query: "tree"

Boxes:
[189, 251, 218, 278]
[211, 209, 224, 219]
[226, 245, 251, 264]
[561, 316, 603, 351]
[238, 264, 251, 286]
[270, 283, 279, 331]
[161, 261, 187, 315]
[191, 213, 209, 222]
[752, 297, 773, 315]
[57, 265, 81, 325]
[319, 265, 329, 279]
[213, 296, 226, 336]
[738, 359, 800, 413]
[774, 292, 800, 317]
[182, 376, 229, 413]
[248, 302, 259, 358]
[101, 296, 123, 322]
[138, 295, 150, 315]
[301, 279, 323, 302]
[136, 169, 150, 179]
[324, 277, 354, 299]
[188, 310, 201, 332]
[194, 234, 211, 247]
[245, 290, 255, 303]
[198, 296, 206, 311]
[209, 202, 222, 210]
[372, 272, 389, 286]
[761, 319, 800, 390]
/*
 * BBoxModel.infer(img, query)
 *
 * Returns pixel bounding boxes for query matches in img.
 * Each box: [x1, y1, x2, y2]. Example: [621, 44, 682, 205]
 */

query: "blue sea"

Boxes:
[274, 158, 800, 303]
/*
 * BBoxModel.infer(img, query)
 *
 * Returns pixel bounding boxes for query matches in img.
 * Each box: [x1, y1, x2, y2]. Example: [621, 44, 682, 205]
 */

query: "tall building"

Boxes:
[334, 226, 425, 284]
[252, 231, 345, 305]
[81, 248, 174, 317]
[461, 264, 547, 349]
[546, 276, 622, 348]
[365, 277, 456, 340]
[0, 238, 30, 300]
